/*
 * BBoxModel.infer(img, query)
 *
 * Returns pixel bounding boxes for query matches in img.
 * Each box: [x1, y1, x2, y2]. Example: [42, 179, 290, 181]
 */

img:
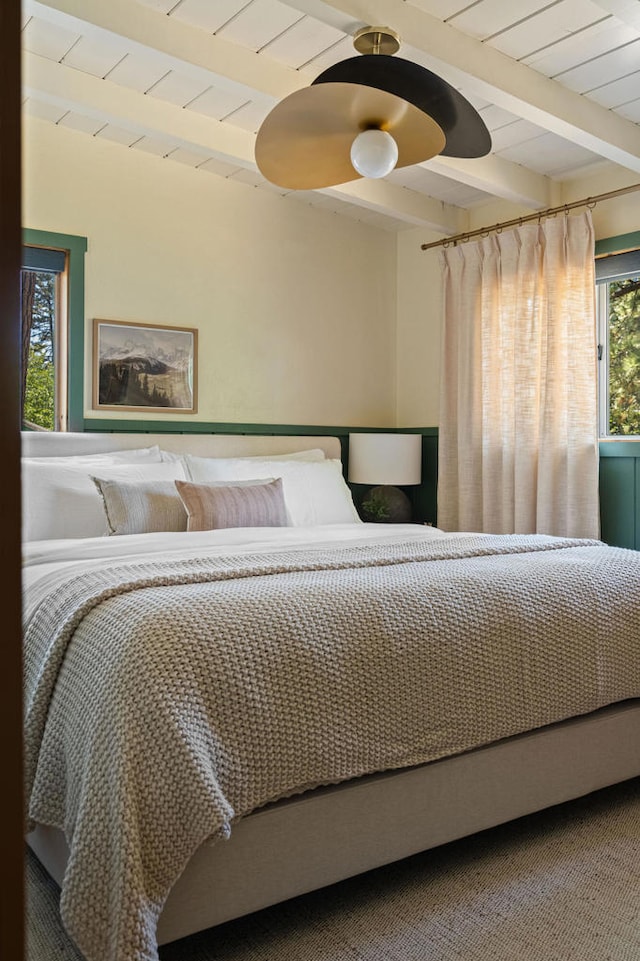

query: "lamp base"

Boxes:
[360, 485, 412, 523]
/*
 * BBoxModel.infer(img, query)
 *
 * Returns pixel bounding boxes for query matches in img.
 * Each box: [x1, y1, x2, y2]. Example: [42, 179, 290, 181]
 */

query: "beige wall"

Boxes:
[396, 167, 640, 428]
[396, 225, 443, 428]
[23, 118, 640, 432]
[23, 117, 398, 428]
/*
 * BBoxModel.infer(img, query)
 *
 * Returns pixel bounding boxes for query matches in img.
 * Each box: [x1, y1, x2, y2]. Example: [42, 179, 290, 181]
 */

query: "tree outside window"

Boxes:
[21, 268, 56, 431]
[607, 275, 640, 436]
[596, 245, 640, 438]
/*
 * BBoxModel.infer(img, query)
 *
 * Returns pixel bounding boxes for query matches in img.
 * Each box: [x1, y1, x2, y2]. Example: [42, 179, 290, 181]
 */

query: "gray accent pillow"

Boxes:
[92, 477, 188, 536]
[175, 478, 288, 531]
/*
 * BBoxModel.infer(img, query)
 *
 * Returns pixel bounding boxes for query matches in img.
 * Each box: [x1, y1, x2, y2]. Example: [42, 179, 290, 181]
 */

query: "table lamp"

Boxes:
[348, 433, 422, 523]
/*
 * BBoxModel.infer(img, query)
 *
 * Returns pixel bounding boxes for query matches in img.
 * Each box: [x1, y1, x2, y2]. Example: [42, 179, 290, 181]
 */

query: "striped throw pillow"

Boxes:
[175, 478, 288, 531]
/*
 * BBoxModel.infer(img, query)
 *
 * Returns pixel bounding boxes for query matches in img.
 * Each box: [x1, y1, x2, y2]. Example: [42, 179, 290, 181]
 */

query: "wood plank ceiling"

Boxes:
[22, 0, 640, 233]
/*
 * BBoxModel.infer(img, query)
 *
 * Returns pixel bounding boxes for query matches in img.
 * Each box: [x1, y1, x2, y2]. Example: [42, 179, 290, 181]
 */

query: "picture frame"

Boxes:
[93, 319, 198, 414]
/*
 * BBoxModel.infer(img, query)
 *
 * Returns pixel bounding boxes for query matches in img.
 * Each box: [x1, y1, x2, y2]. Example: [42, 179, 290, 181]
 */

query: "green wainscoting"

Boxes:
[405, 428, 438, 526]
[599, 440, 640, 550]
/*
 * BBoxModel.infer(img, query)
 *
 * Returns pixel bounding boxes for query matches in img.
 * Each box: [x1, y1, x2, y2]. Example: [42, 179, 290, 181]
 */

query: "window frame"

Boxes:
[22, 247, 66, 431]
[22, 229, 87, 431]
[595, 231, 640, 440]
[596, 280, 609, 438]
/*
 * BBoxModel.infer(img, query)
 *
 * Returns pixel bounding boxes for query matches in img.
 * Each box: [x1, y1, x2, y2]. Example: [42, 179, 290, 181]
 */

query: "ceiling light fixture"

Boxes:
[255, 26, 491, 191]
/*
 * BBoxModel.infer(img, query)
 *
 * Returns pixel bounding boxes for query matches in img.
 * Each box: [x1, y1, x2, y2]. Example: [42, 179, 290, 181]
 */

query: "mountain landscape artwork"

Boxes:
[94, 319, 197, 413]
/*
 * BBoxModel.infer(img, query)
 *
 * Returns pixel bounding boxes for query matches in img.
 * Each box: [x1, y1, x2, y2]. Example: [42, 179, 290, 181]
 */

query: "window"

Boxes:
[21, 230, 87, 431]
[21, 246, 66, 430]
[596, 245, 640, 437]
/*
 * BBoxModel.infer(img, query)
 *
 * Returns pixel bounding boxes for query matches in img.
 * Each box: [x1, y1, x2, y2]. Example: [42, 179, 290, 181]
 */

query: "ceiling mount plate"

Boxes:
[352, 26, 400, 56]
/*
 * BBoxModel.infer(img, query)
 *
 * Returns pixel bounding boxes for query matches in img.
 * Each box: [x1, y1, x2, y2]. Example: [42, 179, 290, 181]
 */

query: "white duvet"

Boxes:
[22, 522, 452, 591]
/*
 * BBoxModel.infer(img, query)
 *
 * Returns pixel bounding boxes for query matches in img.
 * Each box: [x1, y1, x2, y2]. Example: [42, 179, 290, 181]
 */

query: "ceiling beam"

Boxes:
[27, 0, 555, 209]
[25, 0, 294, 104]
[426, 154, 552, 209]
[590, 0, 640, 29]
[23, 52, 258, 164]
[282, 0, 640, 174]
[324, 179, 465, 232]
[23, 52, 462, 232]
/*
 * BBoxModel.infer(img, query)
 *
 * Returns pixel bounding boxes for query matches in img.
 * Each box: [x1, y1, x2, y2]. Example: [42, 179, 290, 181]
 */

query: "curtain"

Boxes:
[438, 210, 599, 539]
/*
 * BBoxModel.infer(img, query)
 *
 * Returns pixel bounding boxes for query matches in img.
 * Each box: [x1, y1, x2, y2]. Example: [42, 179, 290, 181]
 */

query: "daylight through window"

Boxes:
[21, 246, 67, 431]
[596, 248, 640, 437]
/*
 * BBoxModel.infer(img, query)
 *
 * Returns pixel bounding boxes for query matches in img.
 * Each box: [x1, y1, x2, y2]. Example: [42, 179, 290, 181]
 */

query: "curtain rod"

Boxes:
[420, 182, 640, 252]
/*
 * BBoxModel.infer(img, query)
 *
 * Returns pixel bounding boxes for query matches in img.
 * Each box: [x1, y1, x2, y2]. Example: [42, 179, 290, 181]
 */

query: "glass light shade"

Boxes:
[350, 129, 399, 179]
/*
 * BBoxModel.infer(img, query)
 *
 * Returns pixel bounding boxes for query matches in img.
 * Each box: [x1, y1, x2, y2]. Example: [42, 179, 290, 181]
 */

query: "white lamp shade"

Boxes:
[348, 433, 422, 486]
[350, 129, 399, 179]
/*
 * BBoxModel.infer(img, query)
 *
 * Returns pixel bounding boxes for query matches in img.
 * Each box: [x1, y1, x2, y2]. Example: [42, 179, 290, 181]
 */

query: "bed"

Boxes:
[22, 430, 640, 961]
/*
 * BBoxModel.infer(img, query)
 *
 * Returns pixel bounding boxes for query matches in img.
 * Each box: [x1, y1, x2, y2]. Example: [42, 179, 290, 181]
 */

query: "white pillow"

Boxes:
[183, 455, 361, 526]
[22, 460, 187, 541]
[22, 445, 163, 465]
[160, 447, 326, 464]
[240, 448, 326, 461]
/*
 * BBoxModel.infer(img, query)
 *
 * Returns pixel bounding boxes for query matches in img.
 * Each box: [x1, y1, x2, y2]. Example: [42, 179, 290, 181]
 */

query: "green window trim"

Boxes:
[22, 228, 87, 431]
[595, 231, 640, 257]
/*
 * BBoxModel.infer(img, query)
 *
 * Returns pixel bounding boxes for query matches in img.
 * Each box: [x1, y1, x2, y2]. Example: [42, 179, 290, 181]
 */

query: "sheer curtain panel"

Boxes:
[438, 211, 599, 538]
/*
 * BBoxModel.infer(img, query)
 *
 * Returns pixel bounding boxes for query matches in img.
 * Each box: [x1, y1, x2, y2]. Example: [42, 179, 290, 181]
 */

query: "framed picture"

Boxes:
[93, 319, 197, 414]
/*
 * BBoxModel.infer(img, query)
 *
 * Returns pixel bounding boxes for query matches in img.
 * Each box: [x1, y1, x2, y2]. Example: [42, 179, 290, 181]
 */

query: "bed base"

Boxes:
[28, 699, 640, 946]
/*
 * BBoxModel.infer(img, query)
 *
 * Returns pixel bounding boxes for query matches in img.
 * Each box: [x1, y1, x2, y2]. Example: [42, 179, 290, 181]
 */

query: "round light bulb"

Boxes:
[350, 129, 399, 179]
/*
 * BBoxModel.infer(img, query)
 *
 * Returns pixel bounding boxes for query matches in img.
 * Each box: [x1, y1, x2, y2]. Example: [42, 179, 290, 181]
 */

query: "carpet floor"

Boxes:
[28, 778, 640, 961]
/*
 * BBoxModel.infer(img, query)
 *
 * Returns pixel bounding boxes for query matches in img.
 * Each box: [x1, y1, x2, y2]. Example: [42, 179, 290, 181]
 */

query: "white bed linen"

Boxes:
[22, 523, 450, 591]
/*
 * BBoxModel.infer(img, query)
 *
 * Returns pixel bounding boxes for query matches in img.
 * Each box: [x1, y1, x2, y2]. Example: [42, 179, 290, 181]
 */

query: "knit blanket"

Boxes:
[23, 533, 640, 961]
